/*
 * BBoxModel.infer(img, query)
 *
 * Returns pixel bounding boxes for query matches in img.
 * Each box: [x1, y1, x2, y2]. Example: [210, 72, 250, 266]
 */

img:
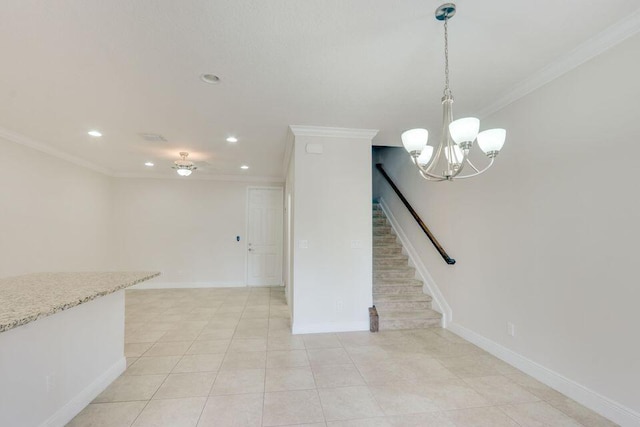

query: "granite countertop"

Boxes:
[0, 271, 159, 333]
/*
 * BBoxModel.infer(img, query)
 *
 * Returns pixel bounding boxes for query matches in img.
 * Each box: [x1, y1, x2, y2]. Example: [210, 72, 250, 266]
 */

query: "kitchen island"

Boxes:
[0, 271, 159, 427]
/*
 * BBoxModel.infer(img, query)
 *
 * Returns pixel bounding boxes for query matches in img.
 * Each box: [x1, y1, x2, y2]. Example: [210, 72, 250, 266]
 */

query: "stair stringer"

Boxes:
[378, 197, 452, 327]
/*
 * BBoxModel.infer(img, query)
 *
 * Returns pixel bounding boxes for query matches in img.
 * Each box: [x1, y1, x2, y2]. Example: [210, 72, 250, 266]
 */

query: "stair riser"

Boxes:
[374, 247, 403, 256]
[373, 235, 397, 243]
[373, 258, 409, 267]
[374, 287, 424, 296]
[373, 294, 432, 303]
[373, 247, 402, 256]
[373, 244, 401, 250]
[374, 265, 413, 271]
[373, 228, 393, 236]
[374, 278, 422, 285]
[375, 301, 432, 311]
[373, 217, 388, 225]
[379, 318, 441, 330]
[374, 271, 416, 280]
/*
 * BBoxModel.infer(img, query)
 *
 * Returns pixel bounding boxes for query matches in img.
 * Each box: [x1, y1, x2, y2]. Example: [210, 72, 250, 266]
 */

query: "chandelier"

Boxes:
[401, 3, 506, 181]
[172, 152, 197, 176]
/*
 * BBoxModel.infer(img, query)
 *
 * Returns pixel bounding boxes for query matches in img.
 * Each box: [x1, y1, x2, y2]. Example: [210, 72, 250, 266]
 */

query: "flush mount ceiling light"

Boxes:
[226, 136, 238, 143]
[240, 165, 249, 170]
[172, 152, 197, 176]
[87, 130, 102, 137]
[401, 3, 506, 181]
[144, 162, 154, 167]
[200, 74, 220, 84]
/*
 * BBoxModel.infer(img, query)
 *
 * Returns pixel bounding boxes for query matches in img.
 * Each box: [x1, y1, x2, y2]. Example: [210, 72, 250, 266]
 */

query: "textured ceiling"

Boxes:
[0, 0, 638, 178]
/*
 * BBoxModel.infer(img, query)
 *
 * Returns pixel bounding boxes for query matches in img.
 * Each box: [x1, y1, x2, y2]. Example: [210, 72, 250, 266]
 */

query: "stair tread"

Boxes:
[373, 280, 424, 293]
[374, 264, 412, 270]
[374, 294, 431, 302]
[374, 280, 423, 286]
[377, 308, 441, 320]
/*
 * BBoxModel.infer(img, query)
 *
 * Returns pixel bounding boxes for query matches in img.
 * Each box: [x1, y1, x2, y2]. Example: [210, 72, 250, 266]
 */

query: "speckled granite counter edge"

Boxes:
[0, 272, 160, 333]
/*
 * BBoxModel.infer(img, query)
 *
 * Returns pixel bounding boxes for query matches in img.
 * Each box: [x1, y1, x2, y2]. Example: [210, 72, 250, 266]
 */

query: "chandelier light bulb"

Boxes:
[401, 128, 429, 154]
[444, 144, 464, 165]
[417, 146, 434, 165]
[477, 129, 506, 155]
[449, 117, 480, 144]
[177, 168, 192, 176]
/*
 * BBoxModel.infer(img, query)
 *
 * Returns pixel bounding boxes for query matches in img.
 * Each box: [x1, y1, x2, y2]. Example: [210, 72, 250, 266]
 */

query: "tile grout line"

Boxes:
[126, 302, 174, 427]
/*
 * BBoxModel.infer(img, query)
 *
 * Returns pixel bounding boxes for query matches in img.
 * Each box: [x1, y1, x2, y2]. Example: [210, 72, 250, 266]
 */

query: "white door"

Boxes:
[247, 187, 283, 286]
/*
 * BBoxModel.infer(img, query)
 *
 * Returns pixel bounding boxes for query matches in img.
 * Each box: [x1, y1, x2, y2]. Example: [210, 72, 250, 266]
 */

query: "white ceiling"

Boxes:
[1, 0, 638, 179]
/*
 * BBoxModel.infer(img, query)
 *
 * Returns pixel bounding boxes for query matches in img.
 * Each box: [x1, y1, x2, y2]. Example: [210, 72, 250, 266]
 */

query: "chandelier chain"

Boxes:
[443, 18, 451, 97]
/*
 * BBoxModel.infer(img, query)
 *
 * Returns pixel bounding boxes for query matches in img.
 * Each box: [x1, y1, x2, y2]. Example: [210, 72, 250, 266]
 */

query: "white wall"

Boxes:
[0, 136, 113, 278]
[375, 33, 640, 424]
[111, 177, 283, 287]
[289, 128, 375, 334]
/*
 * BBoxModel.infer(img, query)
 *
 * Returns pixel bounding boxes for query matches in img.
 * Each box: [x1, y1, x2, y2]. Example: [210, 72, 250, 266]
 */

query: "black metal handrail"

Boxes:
[376, 163, 456, 265]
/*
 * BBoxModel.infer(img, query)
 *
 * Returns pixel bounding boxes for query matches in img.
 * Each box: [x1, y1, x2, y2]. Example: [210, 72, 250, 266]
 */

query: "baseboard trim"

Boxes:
[291, 320, 369, 335]
[447, 322, 640, 427]
[130, 281, 247, 289]
[378, 197, 452, 327]
[41, 357, 126, 427]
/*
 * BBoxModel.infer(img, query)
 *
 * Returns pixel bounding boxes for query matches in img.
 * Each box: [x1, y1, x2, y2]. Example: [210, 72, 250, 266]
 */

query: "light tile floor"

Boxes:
[67, 287, 618, 427]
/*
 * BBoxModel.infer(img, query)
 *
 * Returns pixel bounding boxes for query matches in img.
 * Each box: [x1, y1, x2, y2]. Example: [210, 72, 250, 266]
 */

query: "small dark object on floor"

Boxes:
[369, 306, 379, 332]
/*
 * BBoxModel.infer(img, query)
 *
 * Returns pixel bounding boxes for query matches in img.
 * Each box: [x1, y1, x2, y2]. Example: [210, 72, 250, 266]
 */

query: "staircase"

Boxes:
[373, 203, 442, 330]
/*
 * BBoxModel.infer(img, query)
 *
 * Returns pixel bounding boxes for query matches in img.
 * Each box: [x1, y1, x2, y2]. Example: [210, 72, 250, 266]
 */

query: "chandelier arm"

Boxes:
[423, 145, 443, 176]
[419, 168, 447, 182]
[412, 156, 449, 181]
[453, 158, 495, 179]
[416, 163, 446, 180]
[465, 157, 481, 173]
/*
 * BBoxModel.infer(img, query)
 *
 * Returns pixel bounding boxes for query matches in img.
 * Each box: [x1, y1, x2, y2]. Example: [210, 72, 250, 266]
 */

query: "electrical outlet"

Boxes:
[507, 322, 516, 337]
[335, 299, 344, 313]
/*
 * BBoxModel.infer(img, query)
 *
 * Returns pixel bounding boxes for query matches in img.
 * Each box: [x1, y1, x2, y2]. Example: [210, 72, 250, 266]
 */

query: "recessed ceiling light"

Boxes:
[240, 165, 249, 170]
[88, 130, 102, 137]
[226, 136, 238, 143]
[200, 74, 220, 84]
[144, 162, 154, 167]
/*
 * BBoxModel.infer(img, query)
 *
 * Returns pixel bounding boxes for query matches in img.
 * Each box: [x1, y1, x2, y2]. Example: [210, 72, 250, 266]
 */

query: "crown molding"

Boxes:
[0, 126, 113, 176]
[112, 172, 284, 183]
[289, 125, 379, 140]
[478, 8, 640, 118]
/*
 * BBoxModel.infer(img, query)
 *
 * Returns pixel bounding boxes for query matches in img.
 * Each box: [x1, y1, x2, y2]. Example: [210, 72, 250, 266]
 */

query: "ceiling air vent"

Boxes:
[139, 133, 167, 142]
